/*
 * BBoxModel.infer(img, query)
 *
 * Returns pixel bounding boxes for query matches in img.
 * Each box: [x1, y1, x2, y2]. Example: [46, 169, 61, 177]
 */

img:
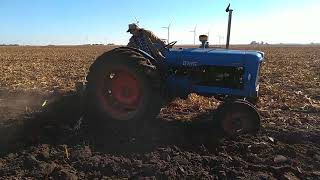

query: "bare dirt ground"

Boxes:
[0, 45, 319, 179]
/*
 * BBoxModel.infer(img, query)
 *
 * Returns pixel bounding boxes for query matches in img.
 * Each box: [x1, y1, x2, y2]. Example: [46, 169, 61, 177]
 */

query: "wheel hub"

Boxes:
[223, 113, 248, 134]
[111, 72, 140, 105]
[100, 70, 142, 120]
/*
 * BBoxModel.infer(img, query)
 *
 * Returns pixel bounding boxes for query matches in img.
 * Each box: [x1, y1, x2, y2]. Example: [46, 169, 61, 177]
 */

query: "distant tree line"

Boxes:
[0, 44, 19, 46]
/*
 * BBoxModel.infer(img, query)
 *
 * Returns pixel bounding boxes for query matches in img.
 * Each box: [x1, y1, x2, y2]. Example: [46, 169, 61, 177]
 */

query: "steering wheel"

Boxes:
[164, 41, 177, 49]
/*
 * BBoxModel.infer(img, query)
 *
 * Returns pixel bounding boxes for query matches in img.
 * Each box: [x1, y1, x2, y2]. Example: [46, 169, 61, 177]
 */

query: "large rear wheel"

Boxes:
[85, 48, 163, 132]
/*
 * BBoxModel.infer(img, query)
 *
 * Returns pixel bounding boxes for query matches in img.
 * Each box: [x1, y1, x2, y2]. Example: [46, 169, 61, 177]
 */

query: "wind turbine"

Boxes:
[190, 25, 197, 45]
[85, 35, 89, 45]
[161, 22, 171, 43]
[217, 35, 224, 47]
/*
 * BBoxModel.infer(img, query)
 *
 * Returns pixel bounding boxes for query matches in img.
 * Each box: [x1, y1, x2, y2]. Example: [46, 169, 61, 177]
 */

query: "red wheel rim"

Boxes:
[98, 69, 142, 120]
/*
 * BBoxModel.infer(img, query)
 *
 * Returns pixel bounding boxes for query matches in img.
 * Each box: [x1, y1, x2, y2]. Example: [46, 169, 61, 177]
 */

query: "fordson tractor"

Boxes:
[83, 5, 264, 136]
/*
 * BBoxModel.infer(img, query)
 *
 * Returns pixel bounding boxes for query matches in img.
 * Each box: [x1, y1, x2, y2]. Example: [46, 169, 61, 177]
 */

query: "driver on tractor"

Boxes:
[127, 23, 166, 59]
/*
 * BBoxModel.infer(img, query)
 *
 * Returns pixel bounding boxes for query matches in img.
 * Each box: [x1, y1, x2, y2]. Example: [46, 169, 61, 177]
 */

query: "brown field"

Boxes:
[0, 45, 319, 179]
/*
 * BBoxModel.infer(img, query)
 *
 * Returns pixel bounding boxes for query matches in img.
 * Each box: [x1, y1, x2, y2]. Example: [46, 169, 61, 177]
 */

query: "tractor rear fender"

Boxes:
[116, 47, 158, 66]
[87, 47, 159, 80]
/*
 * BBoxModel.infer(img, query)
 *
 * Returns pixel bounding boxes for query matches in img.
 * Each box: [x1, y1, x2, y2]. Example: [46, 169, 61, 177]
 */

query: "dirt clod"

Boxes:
[52, 168, 78, 180]
[24, 155, 41, 168]
[274, 155, 288, 163]
[71, 146, 92, 160]
[283, 172, 299, 180]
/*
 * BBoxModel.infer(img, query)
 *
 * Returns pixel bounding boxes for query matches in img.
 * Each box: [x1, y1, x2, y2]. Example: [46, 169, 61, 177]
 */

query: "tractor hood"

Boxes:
[165, 48, 264, 67]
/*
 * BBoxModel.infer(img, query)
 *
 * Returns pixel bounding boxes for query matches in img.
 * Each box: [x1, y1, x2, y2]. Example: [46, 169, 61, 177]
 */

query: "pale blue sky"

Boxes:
[1, 0, 319, 45]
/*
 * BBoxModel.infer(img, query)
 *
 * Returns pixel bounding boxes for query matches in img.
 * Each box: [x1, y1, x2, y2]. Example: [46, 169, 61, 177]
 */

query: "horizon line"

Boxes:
[1, 43, 320, 47]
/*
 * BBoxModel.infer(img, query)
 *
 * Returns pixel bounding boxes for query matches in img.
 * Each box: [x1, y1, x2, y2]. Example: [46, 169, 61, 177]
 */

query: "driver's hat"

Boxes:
[127, 23, 139, 32]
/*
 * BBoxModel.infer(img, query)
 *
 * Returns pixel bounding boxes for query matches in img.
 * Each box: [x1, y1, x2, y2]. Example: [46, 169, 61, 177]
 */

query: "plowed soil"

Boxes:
[0, 45, 319, 179]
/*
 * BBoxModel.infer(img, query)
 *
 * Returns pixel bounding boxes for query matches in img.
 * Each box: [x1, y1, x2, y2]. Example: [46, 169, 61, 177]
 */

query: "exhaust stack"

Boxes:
[225, 3, 233, 49]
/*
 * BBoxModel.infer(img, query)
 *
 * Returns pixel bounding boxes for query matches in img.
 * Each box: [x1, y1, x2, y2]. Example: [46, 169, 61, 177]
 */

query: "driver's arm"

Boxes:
[127, 37, 137, 48]
[144, 30, 165, 47]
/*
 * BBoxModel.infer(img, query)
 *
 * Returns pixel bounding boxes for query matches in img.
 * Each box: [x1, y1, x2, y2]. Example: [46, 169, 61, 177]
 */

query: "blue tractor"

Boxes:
[84, 5, 264, 136]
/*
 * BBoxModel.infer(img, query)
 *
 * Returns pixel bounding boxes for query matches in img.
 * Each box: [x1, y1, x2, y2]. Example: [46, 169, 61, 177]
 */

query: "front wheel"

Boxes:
[214, 100, 261, 136]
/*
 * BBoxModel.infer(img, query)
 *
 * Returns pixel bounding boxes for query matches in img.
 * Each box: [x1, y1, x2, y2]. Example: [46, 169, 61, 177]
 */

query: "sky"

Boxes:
[0, 0, 319, 45]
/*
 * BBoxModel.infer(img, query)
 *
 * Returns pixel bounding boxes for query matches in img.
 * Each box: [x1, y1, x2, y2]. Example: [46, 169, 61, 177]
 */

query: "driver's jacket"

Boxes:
[127, 29, 165, 59]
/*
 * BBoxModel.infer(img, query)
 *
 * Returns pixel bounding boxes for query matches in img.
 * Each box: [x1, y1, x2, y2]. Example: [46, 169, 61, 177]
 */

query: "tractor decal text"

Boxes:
[182, 61, 198, 67]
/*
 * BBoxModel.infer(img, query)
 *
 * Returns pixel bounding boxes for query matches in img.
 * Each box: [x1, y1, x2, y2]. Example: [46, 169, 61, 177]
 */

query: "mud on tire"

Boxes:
[84, 48, 163, 133]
